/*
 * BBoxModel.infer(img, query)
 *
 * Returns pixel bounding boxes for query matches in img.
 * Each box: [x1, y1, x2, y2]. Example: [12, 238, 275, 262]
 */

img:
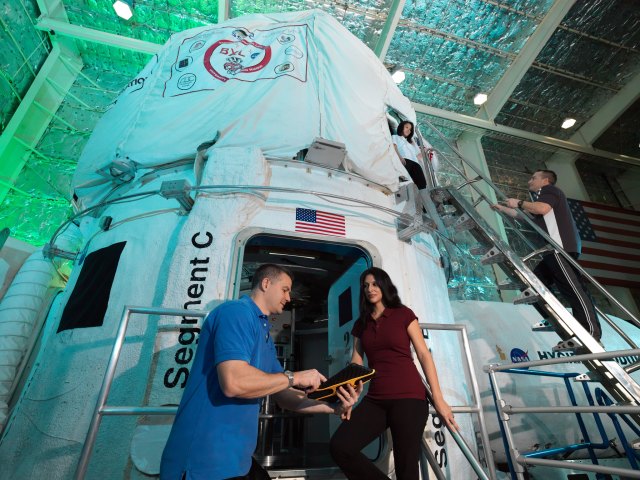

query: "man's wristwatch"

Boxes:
[283, 370, 295, 388]
[517, 199, 524, 209]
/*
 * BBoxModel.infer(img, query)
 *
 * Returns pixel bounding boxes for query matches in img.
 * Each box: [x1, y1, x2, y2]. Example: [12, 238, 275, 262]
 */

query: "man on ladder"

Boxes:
[492, 169, 602, 343]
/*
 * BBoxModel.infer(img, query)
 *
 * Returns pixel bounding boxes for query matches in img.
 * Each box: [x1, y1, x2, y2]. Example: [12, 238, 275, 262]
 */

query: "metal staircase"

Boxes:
[431, 185, 640, 411]
[393, 117, 640, 421]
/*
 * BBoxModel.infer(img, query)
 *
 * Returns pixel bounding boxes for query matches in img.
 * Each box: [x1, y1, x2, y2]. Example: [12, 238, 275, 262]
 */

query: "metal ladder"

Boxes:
[394, 117, 640, 421]
[431, 186, 640, 411]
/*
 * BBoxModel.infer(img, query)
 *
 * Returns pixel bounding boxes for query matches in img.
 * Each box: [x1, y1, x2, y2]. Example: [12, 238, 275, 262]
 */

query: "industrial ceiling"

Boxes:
[1, 0, 639, 245]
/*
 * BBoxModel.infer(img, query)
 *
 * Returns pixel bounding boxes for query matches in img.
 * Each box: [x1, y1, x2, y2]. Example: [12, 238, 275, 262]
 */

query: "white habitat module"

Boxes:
[3, 8, 635, 480]
[0, 9, 479, 480]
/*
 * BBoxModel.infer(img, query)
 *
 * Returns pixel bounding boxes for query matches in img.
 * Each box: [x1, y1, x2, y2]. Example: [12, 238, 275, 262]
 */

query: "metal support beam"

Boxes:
[0, 43, 81, 205]
[572, 69, 640, 145]
[456, 132, 515, 302]
[218, 0, 230, 23]
[36, 17, 162, 55]
[374, 0, 406, 60]
[478, 0, 575, 121]
[543, 69, 640, 195]
[36, 0, 69, 21]
[412, 102, 640, 167]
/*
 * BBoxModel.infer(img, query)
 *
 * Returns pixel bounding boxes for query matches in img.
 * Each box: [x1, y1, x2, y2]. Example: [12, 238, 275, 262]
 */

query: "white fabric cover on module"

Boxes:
[72, 9, 414, 207]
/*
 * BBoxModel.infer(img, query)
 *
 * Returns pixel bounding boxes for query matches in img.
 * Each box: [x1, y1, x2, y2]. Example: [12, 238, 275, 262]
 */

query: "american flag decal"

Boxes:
[568, 199, 640, 289]
[295, 208, 345, 237]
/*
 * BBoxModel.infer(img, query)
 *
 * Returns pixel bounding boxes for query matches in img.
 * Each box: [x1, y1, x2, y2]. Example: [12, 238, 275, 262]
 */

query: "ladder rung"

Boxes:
[513, 288, 541, 305]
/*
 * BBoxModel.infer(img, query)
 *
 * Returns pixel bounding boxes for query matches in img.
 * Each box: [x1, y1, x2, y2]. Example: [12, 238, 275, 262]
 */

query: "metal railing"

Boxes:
[75, 307, 500, 480]
[418, 323, 497, 480]
[485, 349, 640, 480]
[416, 117, 640, 331]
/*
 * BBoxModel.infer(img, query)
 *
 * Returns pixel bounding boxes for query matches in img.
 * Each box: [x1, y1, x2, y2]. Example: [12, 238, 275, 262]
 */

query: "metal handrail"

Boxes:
[76, 309, 497, 480]
[419, 323, 496, 480]
[74, 306, 208, 480]
[486, 348, 640, 371]
[486, 349, 640, 480]
[51, 182, 417, 249]
[417, 117, 640, 329]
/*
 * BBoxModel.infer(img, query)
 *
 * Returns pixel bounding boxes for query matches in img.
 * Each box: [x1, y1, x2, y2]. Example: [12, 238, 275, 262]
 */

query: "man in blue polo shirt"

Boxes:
[160, 264, 361, 480]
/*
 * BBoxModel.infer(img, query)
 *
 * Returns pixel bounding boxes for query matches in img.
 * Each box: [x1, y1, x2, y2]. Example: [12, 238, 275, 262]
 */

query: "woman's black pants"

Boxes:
[330, 396, 429, 480]
[403, 159, 427, 190]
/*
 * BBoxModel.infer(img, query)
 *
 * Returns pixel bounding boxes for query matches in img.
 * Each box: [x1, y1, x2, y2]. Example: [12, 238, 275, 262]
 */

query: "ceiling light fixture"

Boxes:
[561, 118, 576, 129]
[473, 93, 488, 105]
[391, 70, 405, 84]
[113, 0, 134, 20]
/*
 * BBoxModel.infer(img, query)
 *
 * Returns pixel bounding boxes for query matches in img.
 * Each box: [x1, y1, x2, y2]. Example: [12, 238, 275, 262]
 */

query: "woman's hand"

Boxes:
[334, 381, 364, 420]
[433, 398, 460, 431]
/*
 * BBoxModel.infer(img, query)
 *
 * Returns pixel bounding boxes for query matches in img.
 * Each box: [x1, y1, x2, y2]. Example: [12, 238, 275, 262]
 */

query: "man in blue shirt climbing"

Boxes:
[161, 264, 361, 480]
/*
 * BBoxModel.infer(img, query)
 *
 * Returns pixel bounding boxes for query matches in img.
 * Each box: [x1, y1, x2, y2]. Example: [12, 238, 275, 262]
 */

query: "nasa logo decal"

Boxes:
[203, 37, 272, 82]
[510, 348, 530, 367]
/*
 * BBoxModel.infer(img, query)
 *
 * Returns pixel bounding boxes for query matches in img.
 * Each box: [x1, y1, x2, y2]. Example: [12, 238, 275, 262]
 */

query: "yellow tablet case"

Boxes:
[307, 363, 375, 402]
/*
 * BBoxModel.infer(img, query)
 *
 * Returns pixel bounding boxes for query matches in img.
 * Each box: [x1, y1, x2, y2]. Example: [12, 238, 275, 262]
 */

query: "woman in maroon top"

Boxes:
[330, 267, 458, 480]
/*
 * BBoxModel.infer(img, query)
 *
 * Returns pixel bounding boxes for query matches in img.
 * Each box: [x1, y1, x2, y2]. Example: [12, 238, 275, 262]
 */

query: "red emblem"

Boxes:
[203, 39, 272, 82]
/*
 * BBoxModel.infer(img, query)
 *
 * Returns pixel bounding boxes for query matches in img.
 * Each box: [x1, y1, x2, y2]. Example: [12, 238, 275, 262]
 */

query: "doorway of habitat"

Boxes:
[233, 232, 387, 472]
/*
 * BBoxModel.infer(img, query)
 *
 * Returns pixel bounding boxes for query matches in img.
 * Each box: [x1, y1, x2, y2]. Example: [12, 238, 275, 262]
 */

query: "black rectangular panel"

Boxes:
[57, 241, 126, 332]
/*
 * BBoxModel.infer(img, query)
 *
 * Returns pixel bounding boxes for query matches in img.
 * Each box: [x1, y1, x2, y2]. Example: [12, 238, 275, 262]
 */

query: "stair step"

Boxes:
[470, 245, 490, 256]
[398, 223, 424, 242]
[431, 189, 450, 204]
[624, 362, 640, 374]
[531, 320, 554, 331]
[438, 186, 640, 410]
[513, 287, 541, 305]
[552, 337, 583, 353]
[522, 245, 555, 262]
[480, 247, 505, 265]
[453, 213, 476, 232]
[574, 371, 604, 383]
[497, 280, 526, 290]
[441, 215, 458, 227]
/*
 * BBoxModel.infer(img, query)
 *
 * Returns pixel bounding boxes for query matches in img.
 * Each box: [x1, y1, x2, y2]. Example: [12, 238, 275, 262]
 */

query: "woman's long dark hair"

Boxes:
[358, 267, 403, 326]
[396, 120, 414, 144]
